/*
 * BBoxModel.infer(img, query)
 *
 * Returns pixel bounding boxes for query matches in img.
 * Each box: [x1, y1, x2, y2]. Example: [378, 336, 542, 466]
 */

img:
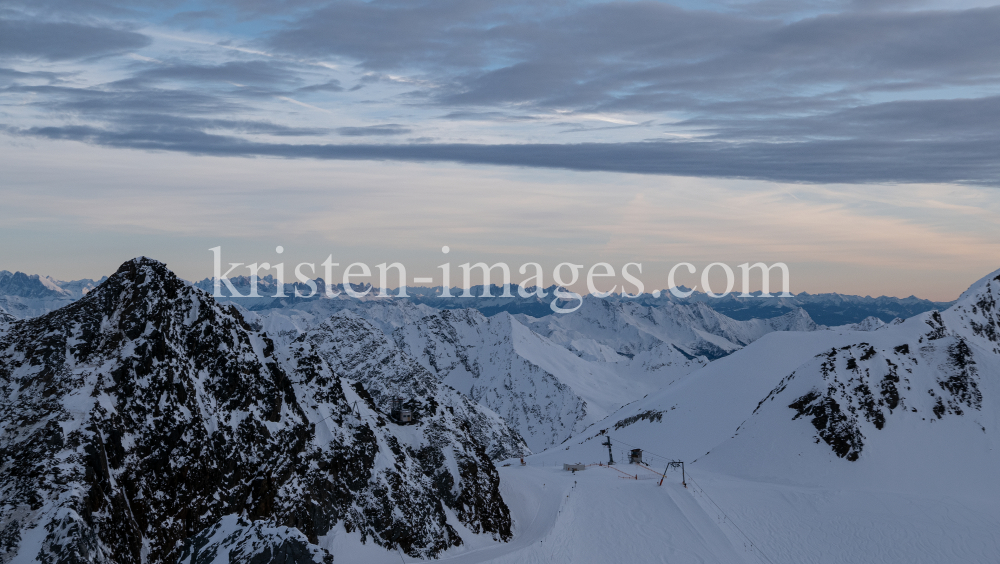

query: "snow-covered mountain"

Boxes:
[570, 268, 1000, 491]
[239, 298, 438, 349]
[0, 270, 69, 298]
[519, 297, 818, 362]
[2, 259, 994, 563]
[258, 297, 820, 453]
[394, 309, 618, 452]
[403, 284, 949, 325]
[198, 280, 825, 452]
[0, 258, 513, 563]
[0, 270, 105, 320]
[646, 287, 952, 325]
[716, 269, 999, 474]
[507, 270, 1000, 564]
[54, 276, 108, 300]
[296, 310, 529, 460]
[383, 301, 812, 452]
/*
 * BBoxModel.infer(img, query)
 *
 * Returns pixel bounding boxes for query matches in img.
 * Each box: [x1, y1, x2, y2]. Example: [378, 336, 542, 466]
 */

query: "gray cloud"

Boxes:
[441, 111, 540, 122]
[135, 116, 328, 136]
[127, 60, 299, 88]
[0, 66, 66, 87]
[5, 123, 997, 185]
[0, 81, 328, 139]
[0, 18, 150, 60]
[268, 0, 515, 71]
[297, 79, 344, 93]
[269, 2, 1000, 117]
[336, 124, 412, 136]
[687, 95, 1000, 142]
[4, 83, 242, 116]
[3, 0, 999, 186]
[163, 10, 224, 27]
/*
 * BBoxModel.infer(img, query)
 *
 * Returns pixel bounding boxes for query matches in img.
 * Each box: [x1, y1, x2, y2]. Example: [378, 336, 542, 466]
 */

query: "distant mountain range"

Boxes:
[659, 288, 955, 326]
[0, 268, 950, 326]
[0, 270, 106, 320]
[191, 275, 951, 325]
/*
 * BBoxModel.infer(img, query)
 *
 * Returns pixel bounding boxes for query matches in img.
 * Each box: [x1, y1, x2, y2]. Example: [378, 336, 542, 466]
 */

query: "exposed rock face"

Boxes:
[750, 272, 1000, 461]
[757, 333, 985, 461]
[0, 258, 511, 564]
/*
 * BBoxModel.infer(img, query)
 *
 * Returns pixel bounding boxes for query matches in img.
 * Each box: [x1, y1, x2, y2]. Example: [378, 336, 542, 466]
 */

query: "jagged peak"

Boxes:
[102, 257, 179, 290]
[39, 257, 220, 337]
[78, 257, 183, 306]
[114, 256, 169, 275]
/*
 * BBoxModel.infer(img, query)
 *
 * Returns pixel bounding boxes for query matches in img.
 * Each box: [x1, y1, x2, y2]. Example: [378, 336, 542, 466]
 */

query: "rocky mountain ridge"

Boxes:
[0, 258, 513, 564]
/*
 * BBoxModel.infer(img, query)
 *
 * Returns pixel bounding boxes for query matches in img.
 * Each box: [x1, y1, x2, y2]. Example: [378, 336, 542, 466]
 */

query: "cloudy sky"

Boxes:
[2, 0, 999, 299]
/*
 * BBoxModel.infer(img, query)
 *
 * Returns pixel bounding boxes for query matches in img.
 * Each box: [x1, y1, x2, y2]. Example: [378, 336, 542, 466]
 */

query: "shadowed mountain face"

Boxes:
[0, 258, 512, 564]
[297, 310, 529, 461]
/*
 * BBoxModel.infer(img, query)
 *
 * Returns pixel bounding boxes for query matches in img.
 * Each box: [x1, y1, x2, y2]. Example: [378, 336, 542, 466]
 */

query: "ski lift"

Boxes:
[629, 449, 643, 465]
[389, 396, 413, 424]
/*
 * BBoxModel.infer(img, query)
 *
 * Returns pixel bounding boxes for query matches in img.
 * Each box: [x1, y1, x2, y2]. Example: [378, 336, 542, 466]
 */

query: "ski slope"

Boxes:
[321, 452, 1000, 564]
[427, 454, 1000, 564]
[318, 460, 757, 564]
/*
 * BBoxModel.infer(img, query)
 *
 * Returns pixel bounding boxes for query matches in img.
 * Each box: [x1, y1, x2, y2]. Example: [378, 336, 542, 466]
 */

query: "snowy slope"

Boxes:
[517, 269, 1000, 563]
[390, 300, 818, 453]
[825, 315, 906, 332]
[568, 330, 865, 464]
[394, 308, 674, 452]
[574, 269, 1000, 487]
[519, 297, 817, 365]
[698, 269, 1000, 489]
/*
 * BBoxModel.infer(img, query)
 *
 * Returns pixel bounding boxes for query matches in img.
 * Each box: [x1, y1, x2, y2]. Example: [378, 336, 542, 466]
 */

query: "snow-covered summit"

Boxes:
[0, 257, 514, 564]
